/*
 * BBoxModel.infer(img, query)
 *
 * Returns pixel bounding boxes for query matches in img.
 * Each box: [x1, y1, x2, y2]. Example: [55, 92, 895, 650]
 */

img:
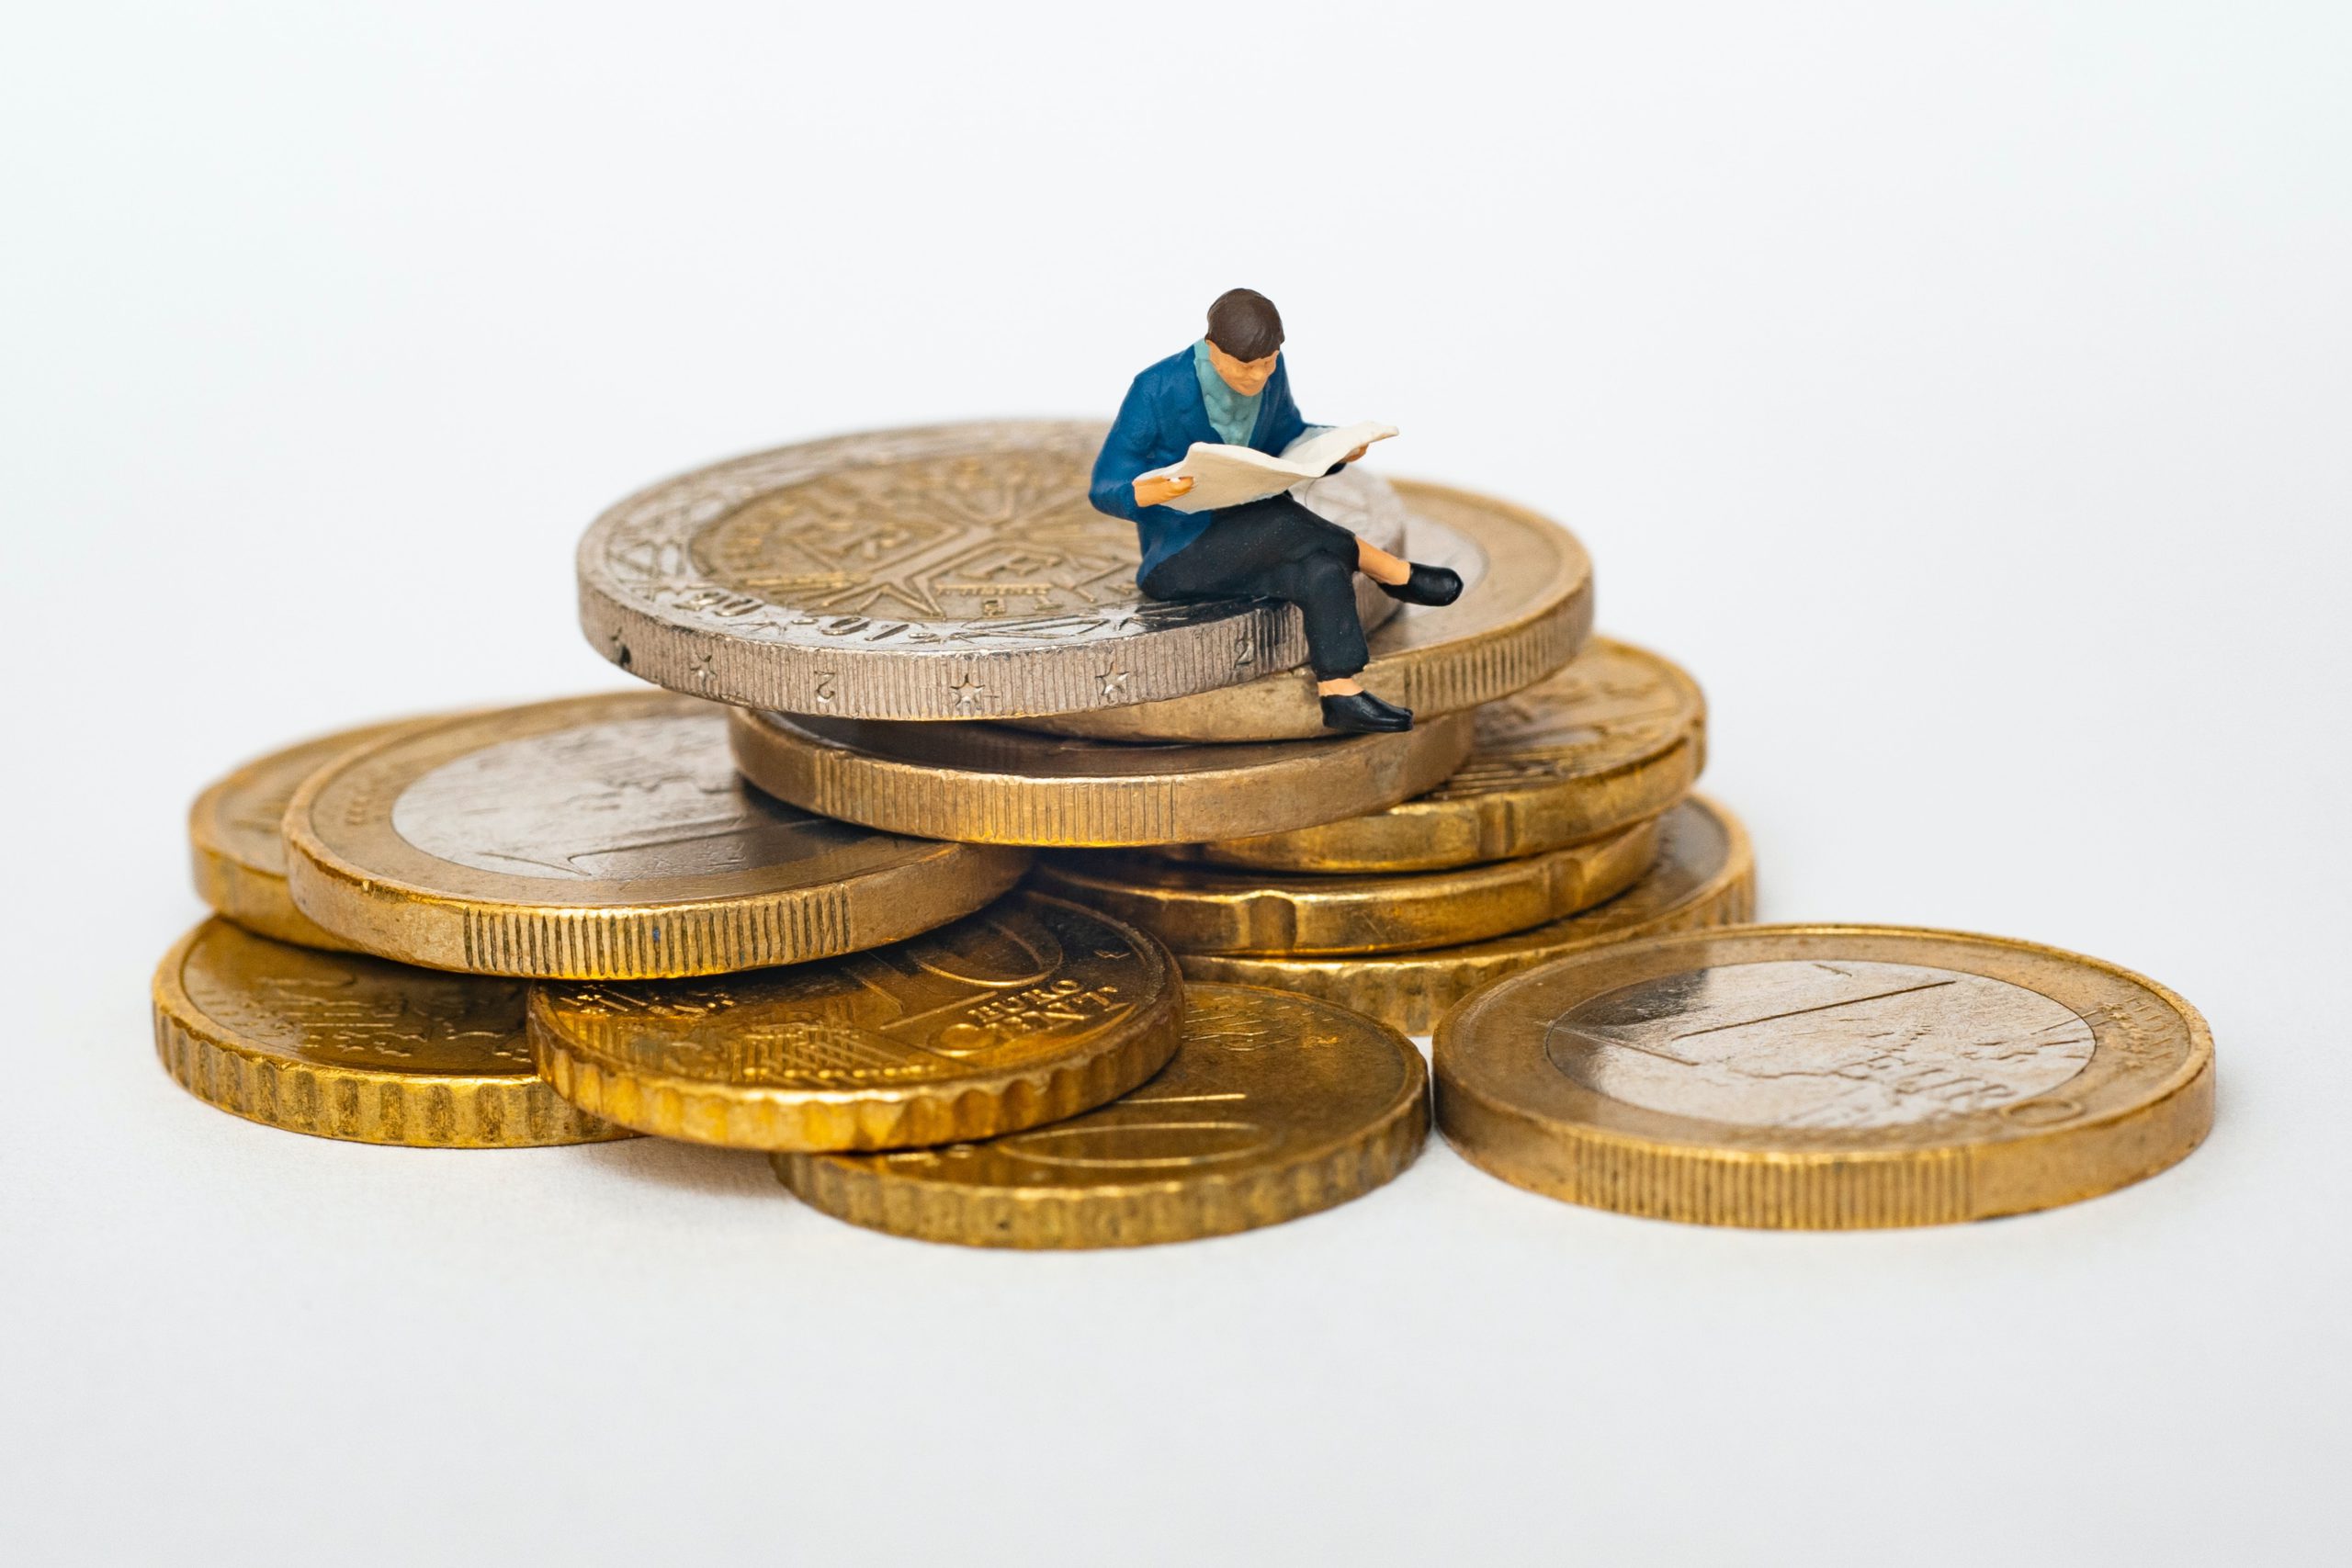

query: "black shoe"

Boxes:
[1319, 690, 1414, 733]
[1378, 562, 1464, 607]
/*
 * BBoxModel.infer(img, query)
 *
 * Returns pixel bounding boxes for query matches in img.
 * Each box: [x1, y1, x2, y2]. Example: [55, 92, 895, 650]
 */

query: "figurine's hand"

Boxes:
[1134, 474, 1194, 508]
[1342, 445, 1372, 465]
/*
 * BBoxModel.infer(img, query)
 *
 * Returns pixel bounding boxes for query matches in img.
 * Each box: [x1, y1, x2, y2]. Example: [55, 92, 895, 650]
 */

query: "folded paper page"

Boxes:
[1140, 422, 1397, 512]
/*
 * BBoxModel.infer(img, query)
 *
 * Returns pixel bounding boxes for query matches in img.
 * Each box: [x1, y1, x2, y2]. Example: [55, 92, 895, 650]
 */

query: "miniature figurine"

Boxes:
[1090, 288, 1462, 733]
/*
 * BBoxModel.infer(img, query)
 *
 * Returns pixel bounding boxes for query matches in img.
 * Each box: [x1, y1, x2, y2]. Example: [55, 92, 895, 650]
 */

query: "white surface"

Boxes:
[5, 6, 2347, 1564]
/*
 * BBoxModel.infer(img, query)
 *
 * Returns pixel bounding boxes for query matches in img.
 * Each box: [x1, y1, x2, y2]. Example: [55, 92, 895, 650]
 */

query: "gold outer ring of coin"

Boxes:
[188, 716, 442, 950]
[1177, 796, 1755, 1035]
[1030, 812, 1660, 957]
[1433, 924, 2216, 1229]
[1161, 637, 1705, 874]
[152, 919, 631, 1148]
[725, 705, 1476, 848]
[775, 983, 1429, 1248]
[1017, 478, 1595, 742]
[283, 692, 1033, 978]
[527, 893, 1184, 1152]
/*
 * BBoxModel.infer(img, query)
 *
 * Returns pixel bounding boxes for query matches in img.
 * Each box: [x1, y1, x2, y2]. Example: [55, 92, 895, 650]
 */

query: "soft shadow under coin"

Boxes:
[567, 1136, 780, 1202]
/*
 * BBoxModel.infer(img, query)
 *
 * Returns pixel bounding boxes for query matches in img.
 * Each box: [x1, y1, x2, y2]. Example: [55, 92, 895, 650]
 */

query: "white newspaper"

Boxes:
[1138, 421, 1397, 512]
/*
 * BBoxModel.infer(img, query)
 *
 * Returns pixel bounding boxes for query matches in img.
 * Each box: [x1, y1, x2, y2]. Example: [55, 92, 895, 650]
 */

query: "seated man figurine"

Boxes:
[1089, 288, 1462, 733]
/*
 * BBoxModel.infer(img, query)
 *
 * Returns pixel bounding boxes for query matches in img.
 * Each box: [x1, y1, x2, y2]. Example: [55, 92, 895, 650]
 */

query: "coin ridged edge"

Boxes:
[1174, 799, 1756, 1034]
[773, 994, 1431, 1247]
[777, 1080, 1428, 1247]
[573, 423, 1411, 720]
[283, 852, 1032, 979]
[1431, 925, 2216, 1229]
[582, 576, 1334, 719]
[1036, 813, 1663, 957]
[726, 708, 1476, 848]
[1179, 723, 1704, 874]
[526, 942, 1187, 1152]
[187, 719, 445, 953]
[1023, 478, 1595, 741]
[279, 703, 1035, 976]
[1379, 479, 1596, 721]
[150, 925, 631, 1148]
[187, 839, 363, 952]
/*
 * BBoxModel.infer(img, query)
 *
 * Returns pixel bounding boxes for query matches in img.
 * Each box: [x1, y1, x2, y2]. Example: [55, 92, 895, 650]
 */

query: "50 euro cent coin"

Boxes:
[775, 985, 1428, 1248]
[527, 893, 1182, 1152]
[153, 919, 629, 1148]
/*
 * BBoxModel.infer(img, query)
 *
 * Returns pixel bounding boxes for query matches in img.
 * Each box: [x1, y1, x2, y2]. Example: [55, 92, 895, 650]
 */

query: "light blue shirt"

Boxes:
[1192, 338, 1261, 446]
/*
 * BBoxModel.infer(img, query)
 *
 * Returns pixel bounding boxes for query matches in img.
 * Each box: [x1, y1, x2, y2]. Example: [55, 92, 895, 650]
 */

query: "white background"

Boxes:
[5, 5, 2347, 1563]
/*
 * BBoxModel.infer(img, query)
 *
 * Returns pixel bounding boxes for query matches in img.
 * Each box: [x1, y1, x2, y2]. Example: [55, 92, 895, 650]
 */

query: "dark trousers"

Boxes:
[1139, 493, 1369, 679]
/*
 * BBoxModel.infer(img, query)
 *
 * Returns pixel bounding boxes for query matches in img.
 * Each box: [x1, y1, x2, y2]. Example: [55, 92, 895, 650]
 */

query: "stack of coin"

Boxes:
[576, 422, 1592, 848]
[1030, 639, 1756, 1034]
[162, 693, 1434, 1242]
[160, 692, 1033, 1146]
[156, 422, 1532, 1243]
[154, 418, 2213, 1235]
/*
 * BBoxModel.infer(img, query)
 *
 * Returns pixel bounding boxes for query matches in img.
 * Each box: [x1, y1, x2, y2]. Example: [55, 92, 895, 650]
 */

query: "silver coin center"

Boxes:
[390, 713, 846, 881]
[1543, 959, 2094, 1130]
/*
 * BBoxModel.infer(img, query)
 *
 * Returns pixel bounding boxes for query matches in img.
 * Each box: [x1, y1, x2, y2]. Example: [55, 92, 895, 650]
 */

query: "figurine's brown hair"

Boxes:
[1206, 288, 1284, 361]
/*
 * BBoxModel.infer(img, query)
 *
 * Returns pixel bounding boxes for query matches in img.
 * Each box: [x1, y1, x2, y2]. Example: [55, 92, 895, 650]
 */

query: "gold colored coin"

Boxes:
[152, 919, 630, 1147]
[283, 692, 1030, 978]
[726, 705, 1474, 848]
[1031, 813, 1659, 957]
[188, 716, 440, 950]
[1179, 796, 1754, 1034]
[776, 984, 1428, 1248]
[1434, 924, 2215, 1228]
[1165, 637, 1704, 874]
[1020, 479, 1594, 741]
[528, 893, 1182, 1151]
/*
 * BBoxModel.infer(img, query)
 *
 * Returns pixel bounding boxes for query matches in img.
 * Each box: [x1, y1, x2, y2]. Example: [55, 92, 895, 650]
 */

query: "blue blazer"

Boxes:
[1090, 344, 1311, 581]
